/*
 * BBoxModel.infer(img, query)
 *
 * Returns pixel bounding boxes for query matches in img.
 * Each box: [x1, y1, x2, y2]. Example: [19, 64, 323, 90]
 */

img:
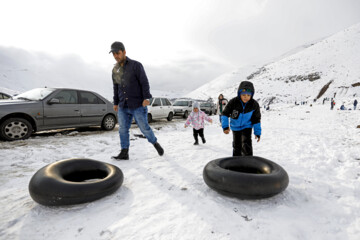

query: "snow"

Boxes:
[1, 19, 360, 240]
[1, 104, 359, 240]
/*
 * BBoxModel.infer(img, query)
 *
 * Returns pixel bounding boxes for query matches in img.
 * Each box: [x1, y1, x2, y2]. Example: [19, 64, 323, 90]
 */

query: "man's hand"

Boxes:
[223, 129, 230, 134]
[113, 105, 118, 112]
[142, 99, 150, 107]
[255, 135, 261, 142]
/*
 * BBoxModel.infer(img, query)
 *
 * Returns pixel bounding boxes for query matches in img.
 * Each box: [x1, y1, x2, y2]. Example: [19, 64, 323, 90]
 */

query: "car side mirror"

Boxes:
[48, 98, 60, 104]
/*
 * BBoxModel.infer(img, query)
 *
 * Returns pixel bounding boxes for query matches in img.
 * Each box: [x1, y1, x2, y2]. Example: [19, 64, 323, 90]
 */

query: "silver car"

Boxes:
[0, 88, 117, 141]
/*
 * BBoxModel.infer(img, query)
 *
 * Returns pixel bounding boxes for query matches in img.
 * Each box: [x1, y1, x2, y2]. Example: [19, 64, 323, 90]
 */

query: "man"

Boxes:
[109, 41, 164, 160]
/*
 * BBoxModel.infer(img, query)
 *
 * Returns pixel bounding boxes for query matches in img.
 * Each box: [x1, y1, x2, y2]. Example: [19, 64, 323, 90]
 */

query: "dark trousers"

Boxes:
[232, 128, 253, 156]
[193, 128, 204, 142]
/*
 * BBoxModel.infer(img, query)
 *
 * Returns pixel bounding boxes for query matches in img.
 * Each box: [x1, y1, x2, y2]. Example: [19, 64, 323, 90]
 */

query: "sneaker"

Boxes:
[201, 138, 206, 144]
[154, 142, 164, 156]
[112, 149, 129, 160]
[194, 141, 199, 145]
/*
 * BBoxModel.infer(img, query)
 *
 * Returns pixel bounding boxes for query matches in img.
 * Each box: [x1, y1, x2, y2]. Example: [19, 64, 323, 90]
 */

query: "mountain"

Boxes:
[186, 23, 360, 106]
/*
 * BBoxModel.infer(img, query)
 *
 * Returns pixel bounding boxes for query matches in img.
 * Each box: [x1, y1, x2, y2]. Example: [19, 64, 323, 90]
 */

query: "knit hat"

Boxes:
[193, 101, 200, 109]
[239, 88, 253, 96]
[109, 42, 125, 53]
[237, 81, 255, 99]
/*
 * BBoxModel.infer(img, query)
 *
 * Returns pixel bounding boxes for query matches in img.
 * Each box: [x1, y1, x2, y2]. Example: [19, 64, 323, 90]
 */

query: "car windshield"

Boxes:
[13, 88, 56, 101]
[173, 101, 189, 106]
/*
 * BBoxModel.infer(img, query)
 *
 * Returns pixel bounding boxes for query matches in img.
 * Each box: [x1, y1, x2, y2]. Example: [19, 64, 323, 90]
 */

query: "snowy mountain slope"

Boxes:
[186, 23, 360, 107]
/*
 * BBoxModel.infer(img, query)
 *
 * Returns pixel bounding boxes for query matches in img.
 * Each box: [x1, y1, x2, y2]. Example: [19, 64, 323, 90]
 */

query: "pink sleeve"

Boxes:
[204, 112, 212, 122]
[185, 114, 192, 126]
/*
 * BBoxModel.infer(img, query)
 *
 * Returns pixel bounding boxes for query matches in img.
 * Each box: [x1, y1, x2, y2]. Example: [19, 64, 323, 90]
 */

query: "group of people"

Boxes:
[331, 98, 358, 110]
[109, 41, 262, 160]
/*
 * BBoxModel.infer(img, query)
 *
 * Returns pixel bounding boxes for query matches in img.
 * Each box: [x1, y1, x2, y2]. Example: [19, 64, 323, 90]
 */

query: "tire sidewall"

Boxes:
[0, 117, 33, 141]
[29, 158, 124, 206]
[203, 156, 289, 199]
[167, 112, 173, 121]
[102, 115, 116, 130]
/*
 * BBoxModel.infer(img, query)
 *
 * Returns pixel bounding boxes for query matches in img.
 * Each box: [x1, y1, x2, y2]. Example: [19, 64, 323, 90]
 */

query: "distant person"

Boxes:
[221, 81, 261, 156]
[330, 98, 335, 110]
[109, 41, 164, 160]
[354, 99, 358, 110]
[184, 102, 213, 145]
[340, 103, 346, 110]
[216, 94, 228, 123]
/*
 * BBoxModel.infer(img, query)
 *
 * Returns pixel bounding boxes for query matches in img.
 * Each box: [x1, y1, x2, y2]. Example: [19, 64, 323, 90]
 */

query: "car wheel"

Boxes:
[183, 111, 188, 118]
[167, 112, 174, 121]
[147, 113, 152, 123]
[101, 114, 116, 131]
[209, 111, 212, 116]
[0, 118, 33, 141]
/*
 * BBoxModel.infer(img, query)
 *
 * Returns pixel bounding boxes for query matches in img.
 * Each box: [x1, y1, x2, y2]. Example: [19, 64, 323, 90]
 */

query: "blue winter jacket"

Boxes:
[221, 81, 261, 136]
[112, 57, 152, 109]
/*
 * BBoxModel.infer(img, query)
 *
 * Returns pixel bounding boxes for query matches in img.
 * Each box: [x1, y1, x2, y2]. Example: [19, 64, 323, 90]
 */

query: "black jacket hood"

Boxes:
[237, 81, 255, 98]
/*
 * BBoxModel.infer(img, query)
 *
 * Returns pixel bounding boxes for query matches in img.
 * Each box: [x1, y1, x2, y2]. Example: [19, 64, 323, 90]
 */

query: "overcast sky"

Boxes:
[1, 0, 360, 92]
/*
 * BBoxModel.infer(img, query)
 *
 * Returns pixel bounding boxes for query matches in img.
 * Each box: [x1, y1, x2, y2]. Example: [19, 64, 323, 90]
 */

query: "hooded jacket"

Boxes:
[185, 102, 212, 130]
[221, 81, 261, 136]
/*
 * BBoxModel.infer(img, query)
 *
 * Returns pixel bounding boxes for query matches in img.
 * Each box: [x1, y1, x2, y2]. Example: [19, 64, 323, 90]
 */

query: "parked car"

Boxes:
[0, 88, 117, 141]
[147, 97, 174, 122]
[172, 99, 193, 118]
[0, 92, 11, 100]
[200, 102, 216, 115]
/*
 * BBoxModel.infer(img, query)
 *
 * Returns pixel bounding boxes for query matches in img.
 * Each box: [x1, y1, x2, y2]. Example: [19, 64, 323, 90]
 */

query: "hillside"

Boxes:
[186, 23, 360, 107]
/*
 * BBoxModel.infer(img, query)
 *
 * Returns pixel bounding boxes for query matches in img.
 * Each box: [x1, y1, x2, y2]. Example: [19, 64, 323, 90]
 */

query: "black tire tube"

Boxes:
[203, 156, 289, 199]
[29, 158, 124, 206]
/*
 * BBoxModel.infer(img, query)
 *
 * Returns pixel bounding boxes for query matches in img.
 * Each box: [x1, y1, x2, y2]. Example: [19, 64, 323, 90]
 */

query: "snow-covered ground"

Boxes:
[1, 104, 359, 240]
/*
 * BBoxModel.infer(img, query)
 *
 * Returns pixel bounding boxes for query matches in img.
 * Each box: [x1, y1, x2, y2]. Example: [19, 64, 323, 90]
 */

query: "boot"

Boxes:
[153, 142, 164, 156]
[112, 149, 129, 160]
[194, 135, 199, 145]
[201, 137, 206, 144]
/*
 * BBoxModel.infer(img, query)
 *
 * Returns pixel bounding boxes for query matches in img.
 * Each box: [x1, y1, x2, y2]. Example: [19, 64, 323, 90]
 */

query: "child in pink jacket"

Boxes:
[184, 102, 213, 145]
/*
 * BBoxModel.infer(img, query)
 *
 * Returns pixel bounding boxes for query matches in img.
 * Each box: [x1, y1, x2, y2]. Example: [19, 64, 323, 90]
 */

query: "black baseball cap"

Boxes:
[109, 41, 125, 53]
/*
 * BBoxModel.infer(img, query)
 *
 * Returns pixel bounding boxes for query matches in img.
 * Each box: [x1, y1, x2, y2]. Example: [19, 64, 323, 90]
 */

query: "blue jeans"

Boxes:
[117, 106, 157, 149]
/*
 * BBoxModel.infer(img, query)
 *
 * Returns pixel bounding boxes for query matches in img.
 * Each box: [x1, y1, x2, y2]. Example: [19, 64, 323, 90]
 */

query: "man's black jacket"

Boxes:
[112, 57, 152, 109]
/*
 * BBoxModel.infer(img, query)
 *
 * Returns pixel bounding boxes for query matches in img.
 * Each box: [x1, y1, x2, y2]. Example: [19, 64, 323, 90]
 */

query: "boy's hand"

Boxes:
[210, 119, 213, 123]
[255, 135, 261, 142]
[223, 129, 230, 134]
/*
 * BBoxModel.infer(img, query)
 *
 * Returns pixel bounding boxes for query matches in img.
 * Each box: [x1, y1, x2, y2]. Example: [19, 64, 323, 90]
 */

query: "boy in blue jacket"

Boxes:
[221, 81, 261, 156]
